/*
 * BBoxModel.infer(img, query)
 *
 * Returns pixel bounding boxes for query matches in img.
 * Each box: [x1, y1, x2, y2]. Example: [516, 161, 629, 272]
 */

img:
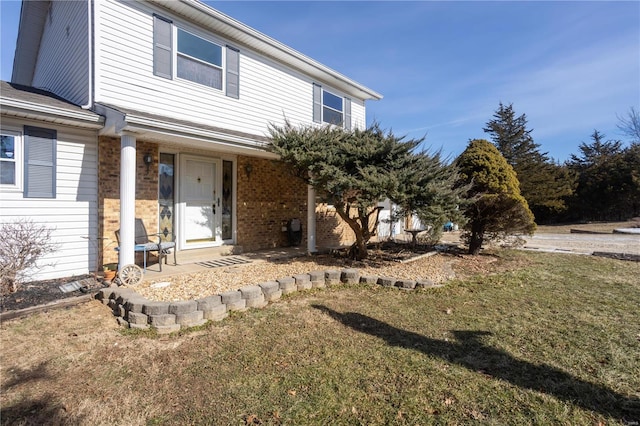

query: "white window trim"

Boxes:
[173, 24, 226, 91]
[0, 128, 23, 192]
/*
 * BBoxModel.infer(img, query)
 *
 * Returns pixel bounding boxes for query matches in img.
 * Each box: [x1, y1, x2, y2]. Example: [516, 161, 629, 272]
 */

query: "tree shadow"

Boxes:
[312, 304, 640, 422]
[0, 393, 84, 425]
[2, 362, 87, 425]
[3, 361, 52, 390]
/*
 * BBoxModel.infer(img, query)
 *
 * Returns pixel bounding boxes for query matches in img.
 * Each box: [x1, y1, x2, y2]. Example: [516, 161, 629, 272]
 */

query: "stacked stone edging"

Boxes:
[95, 266, 445, 334]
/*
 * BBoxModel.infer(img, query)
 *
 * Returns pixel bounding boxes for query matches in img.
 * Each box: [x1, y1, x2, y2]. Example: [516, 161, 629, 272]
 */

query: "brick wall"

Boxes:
[315, 204, 356, 248]
[98, 136, 159, 265]
[99, 145, 360, 260]
[236, 156, 308, 251]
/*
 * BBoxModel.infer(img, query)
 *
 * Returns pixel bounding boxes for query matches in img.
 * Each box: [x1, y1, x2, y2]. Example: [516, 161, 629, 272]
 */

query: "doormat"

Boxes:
[196, 256, 252, 269]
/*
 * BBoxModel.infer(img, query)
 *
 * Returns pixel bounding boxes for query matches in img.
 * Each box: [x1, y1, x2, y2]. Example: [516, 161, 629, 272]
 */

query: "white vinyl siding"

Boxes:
[0, 118, 98, 281]
[93, 0, 367, 139]
[31, 0, 90, 107]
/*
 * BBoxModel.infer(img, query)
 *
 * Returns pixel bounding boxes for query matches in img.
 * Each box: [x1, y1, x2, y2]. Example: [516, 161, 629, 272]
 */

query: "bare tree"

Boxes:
[617, 107, 640, 143]
[0, 219, 57, 294]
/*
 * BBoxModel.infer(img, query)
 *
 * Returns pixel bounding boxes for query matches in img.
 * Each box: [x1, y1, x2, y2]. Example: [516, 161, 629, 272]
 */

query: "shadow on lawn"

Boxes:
[313, 305, 640, 422]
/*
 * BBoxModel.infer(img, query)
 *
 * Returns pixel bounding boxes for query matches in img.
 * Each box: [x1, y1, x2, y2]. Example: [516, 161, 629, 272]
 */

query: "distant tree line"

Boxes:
[483, 103, 640, 223]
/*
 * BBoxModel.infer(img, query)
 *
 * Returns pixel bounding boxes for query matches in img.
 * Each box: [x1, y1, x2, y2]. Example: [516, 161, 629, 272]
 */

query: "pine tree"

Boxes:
[269, 122, 463, 259]
[484, 103, 574, 222]
[567, 130, 639, 220]
[455, 139, 536, 255]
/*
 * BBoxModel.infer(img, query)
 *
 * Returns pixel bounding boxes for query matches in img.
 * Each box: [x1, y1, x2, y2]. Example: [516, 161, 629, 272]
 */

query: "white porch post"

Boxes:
[307, 185, 317, 253]
[119, 133, 137, 270]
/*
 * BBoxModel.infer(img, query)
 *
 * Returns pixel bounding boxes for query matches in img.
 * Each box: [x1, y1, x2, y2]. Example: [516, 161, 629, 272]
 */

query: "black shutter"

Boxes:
[153, 14, 173, 79]
[313, 83, 322, 123]
[24, 126, 56, 198]
[226, 45, 240, 99]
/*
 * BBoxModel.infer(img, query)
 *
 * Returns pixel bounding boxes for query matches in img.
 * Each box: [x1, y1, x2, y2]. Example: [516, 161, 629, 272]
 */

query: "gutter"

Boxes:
[2, 98, 105, 129]
[81, 0, 94, 110]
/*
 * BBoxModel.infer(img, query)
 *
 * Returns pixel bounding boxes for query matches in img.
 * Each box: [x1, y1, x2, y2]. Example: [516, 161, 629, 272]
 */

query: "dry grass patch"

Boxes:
[1, 250, 639, 425]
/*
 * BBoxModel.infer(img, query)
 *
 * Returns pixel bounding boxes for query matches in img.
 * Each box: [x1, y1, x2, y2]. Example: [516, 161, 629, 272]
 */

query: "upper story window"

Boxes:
[313, 83, 351, 130]
[177, 29, 223, 89]
[322, 91, 344, 126]
[153, 14, 240, 98]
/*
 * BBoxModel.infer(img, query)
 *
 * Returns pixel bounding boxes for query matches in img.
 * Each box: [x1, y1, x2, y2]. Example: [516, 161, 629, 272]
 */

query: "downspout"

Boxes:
[81, 0, 94, 109]
[307, 185, 317, 254]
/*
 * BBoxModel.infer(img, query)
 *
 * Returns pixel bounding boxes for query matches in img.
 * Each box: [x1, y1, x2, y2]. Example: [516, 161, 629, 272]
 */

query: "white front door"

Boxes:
[181, 156, 221, 247]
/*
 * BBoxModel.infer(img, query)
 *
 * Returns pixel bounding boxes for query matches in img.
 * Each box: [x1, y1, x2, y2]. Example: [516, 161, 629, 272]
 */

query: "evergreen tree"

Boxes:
[269, 122, 462, 259]
[455, 139, 536, 255]
[484, 103, 574, 222]
[568, 131, 639, 220]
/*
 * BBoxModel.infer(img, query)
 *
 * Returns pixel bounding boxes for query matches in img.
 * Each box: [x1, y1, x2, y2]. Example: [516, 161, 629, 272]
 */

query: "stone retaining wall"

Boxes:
[95, 268, 443, 334]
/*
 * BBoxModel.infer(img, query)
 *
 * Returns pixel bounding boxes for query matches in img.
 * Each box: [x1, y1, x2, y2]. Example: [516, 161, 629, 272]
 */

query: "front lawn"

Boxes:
[1, 250, 638, 425]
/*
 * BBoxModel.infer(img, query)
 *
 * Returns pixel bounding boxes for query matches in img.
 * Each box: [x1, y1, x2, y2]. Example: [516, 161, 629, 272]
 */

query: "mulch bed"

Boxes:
[0, 241, 455, 315]
[0, 275, 106, 313]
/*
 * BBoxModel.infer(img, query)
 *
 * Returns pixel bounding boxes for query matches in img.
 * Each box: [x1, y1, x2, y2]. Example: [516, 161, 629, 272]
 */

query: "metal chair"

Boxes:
[115, 218, 176, 272]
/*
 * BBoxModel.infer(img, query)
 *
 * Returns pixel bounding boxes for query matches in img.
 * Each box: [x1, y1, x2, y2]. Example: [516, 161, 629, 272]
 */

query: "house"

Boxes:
[1, 0, 382, 281]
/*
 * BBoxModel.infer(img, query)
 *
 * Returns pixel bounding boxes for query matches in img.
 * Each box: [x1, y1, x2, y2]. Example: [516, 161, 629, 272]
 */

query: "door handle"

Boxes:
[212, 204, 216, 215]
[217, 197, 220, 207]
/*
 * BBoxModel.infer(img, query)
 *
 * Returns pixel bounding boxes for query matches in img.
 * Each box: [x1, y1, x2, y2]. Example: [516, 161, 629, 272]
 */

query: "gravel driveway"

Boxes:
[522, 234, 640, 255]
[441, 231, 639, 256]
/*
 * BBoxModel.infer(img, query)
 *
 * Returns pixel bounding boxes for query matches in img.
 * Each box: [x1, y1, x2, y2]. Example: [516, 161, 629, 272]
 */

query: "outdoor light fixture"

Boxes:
[245, 163, 253, 178]
[143, 153, 153, 173]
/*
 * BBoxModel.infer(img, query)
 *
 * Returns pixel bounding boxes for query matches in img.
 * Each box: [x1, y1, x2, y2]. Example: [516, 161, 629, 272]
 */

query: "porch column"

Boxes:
[307, 185, 317, 253]
[119, 132, 137, 270]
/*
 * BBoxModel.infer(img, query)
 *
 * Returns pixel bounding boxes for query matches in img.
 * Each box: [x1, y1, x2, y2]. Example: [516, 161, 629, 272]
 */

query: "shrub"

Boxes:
[0, 219, 57, 295]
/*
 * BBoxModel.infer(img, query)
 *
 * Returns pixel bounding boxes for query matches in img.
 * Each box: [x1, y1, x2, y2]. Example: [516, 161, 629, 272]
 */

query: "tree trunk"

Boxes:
[468, 221, 484, 255]
[348, 235, 368, 260]
[335, 204, 369, 260]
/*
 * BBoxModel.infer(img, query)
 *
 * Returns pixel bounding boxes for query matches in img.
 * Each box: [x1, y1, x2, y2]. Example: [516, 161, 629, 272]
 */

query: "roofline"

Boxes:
[1, 99, 104, 130]
[11, 0, 50, 85]
[11, 0, 382, 101]
[150, 0, 383, 101]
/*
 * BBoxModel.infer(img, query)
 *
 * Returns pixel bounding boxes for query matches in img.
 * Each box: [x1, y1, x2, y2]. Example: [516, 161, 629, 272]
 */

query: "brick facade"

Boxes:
[98, 144, 357, 264]
[98, 136, 159, 265]
[235, 156, 308, 251]
[315, 204, 356, 248]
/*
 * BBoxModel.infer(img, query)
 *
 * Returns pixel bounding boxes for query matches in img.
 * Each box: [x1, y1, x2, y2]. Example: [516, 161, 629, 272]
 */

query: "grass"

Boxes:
[1, 250, 639, 425]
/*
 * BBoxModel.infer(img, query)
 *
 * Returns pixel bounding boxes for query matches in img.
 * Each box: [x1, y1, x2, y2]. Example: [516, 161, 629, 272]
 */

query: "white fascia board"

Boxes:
[149, 0, 383, 101]
[123, 114, 263, 146]
[96, 108, 278, 159]
[1, 98, 104, 129]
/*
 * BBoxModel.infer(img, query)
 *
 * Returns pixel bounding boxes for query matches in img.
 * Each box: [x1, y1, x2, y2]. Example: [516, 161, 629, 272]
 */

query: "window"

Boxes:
[0, 131, 20, 188]
[0, 126, 56, 197]
[322, 90, 343, 126]
[153, 14, 240, 97]
[177, 29, 223, 89]
[313, 83, 352, 129]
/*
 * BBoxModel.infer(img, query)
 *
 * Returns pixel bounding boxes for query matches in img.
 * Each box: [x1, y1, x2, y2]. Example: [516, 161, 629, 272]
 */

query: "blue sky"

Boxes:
[1, 1, 638, 162]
